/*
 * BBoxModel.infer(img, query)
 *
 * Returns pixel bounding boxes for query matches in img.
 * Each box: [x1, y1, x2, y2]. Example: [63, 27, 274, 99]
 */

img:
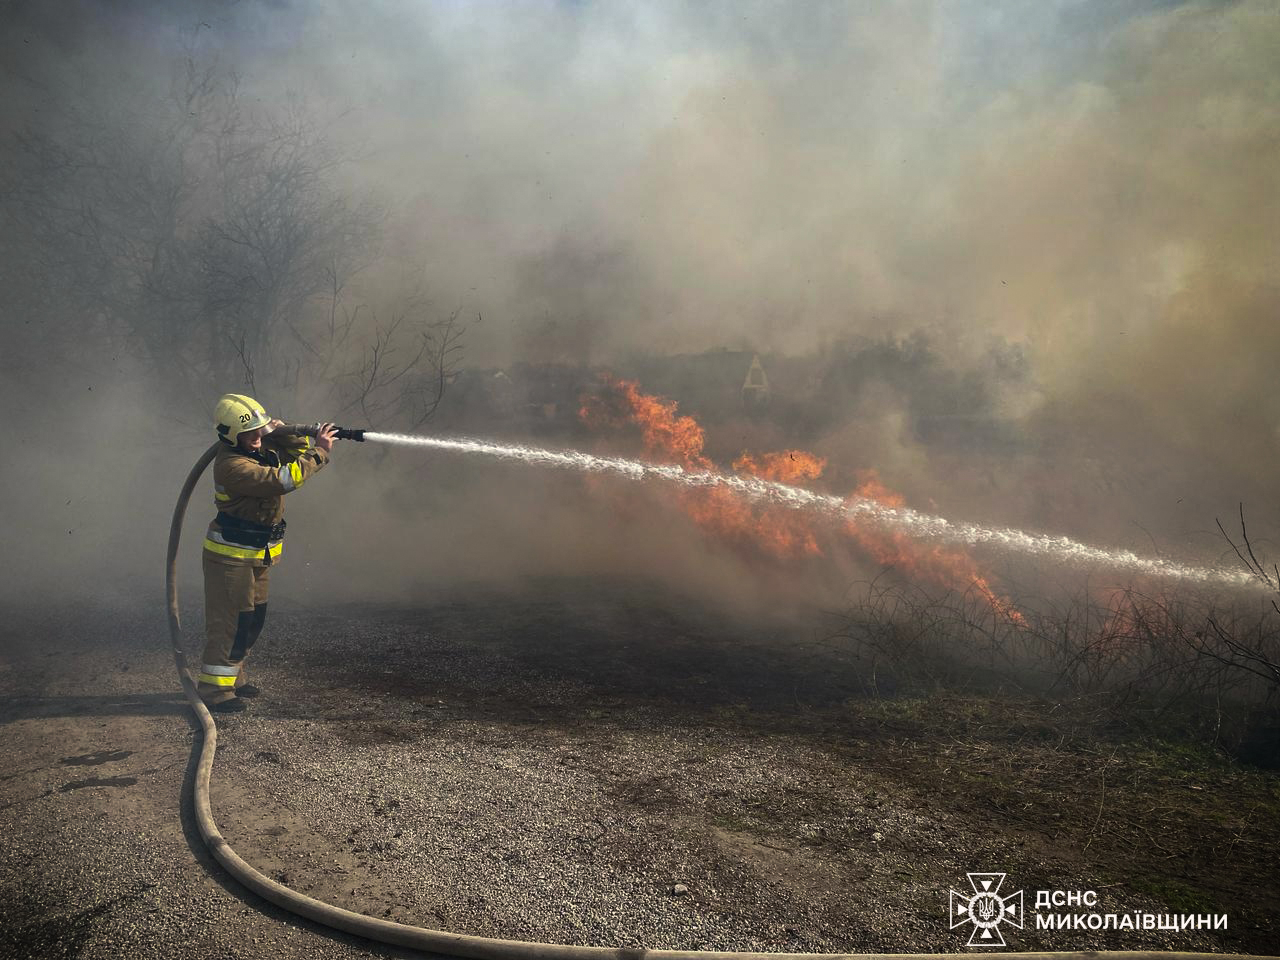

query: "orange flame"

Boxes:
[1094, 585, 1180, 661]
[580, 378, 711, 469]
[581, 377, 1023, 620]
[847, 471, 1026, 624]
[733, 450, 827, 485]
[581, 378, 820, 557]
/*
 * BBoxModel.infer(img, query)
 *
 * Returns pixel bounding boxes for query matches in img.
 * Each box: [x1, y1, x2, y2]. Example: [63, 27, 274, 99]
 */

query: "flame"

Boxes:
[581, 378, 820, 557]
[580, 378, 711, 469]
[1094, 585, 1181, 660]
[846, 470, 1026, 624]
[581, 377, 1023, 620]
[733, 450, 827, 485]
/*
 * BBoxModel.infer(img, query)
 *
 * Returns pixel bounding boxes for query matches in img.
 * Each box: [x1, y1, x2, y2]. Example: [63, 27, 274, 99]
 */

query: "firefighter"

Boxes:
[199, 394, 337, 713]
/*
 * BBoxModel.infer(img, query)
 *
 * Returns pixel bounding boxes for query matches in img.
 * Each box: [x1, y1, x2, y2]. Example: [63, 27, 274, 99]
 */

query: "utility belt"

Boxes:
[216, 512, 286, 549]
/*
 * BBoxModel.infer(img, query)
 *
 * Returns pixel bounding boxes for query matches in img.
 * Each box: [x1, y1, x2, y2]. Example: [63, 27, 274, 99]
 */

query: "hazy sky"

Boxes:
[7, 1, 1275, 358]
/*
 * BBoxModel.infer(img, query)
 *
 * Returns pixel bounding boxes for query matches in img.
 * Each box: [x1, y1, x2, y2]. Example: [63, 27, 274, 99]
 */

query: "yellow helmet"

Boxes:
[214, 393, 271, 445]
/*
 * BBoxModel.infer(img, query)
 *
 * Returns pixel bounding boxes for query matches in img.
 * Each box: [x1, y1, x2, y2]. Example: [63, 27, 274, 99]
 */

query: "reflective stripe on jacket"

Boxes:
[203, 432, 329, 567]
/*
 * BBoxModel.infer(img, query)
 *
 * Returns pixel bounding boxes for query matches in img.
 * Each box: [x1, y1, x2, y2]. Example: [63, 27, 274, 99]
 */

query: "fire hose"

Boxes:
[166, 427, 1269, 960]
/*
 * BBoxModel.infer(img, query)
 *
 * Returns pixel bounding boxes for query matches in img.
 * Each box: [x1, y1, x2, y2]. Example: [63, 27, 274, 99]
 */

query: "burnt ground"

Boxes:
[1, 578, 1278, 959]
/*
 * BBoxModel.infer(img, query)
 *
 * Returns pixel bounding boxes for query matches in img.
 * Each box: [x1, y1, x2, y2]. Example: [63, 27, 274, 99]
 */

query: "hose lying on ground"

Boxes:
[166, 437, 1270, 960]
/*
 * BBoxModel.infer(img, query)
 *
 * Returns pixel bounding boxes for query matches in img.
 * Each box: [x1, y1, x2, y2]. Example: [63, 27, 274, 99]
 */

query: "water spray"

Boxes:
[362, 431, 1258, 590]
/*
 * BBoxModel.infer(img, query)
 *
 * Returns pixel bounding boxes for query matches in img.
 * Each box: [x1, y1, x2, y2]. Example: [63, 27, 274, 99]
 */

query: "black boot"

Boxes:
[210, 697, 248, 714]
[235, 684, 261, 698]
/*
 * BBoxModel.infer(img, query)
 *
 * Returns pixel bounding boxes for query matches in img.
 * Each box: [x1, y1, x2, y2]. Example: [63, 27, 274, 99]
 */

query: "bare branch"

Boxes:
[1217, 505, 1276, 590]
[225, 331, 256, 394]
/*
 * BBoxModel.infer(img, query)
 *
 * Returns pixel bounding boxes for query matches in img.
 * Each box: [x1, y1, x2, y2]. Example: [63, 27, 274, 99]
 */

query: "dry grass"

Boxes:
[826, 575, 1280, 761]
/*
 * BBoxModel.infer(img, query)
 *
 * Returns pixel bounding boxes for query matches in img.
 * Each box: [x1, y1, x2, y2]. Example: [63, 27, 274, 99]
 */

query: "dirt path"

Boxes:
[1, 582, 1276, 957]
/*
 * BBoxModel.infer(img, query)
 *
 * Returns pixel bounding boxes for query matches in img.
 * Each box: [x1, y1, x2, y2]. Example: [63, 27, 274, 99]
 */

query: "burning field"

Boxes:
[578, 377, 1027, 623]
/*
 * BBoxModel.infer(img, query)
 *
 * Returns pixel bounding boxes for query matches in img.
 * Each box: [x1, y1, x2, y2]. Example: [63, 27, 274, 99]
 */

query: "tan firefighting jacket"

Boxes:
[203, 432, 329, 566]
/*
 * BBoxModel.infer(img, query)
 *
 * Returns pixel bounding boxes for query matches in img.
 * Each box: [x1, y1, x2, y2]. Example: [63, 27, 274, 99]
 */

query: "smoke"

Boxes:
[2, 0, 1277, 606]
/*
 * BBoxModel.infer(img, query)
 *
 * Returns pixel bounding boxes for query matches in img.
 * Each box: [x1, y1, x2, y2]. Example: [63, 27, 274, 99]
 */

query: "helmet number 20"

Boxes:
[240, 413, 252, 423]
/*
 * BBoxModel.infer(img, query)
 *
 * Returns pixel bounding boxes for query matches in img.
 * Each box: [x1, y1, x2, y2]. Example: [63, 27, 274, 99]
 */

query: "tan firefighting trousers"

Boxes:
[198, 555, 270, 705]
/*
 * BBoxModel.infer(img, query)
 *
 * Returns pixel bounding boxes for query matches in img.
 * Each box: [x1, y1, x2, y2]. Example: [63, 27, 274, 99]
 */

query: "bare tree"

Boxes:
[1, 59, 211, 385]
[2, 48, 461, 429]
[194, 89, 381, 394]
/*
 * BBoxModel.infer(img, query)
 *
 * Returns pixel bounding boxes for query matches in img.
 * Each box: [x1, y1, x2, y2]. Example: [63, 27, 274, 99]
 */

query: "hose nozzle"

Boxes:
[278, 423, 366, 442]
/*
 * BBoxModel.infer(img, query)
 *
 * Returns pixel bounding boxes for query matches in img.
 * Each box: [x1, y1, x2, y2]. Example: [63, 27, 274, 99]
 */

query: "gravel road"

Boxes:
[0, 581, 1272, 958]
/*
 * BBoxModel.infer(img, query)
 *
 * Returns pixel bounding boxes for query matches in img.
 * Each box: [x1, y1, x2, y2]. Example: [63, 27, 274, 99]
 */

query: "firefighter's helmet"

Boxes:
[214, 393, 271, 445]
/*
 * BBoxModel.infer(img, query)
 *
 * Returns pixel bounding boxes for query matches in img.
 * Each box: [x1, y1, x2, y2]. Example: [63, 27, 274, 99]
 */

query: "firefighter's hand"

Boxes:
[315, 422, 338, 452]
[266, 418, 286, 434]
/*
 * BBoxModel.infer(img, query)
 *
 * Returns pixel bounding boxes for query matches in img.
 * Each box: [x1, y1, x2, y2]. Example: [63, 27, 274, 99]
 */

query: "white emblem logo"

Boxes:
[949, 872, 1024, 947]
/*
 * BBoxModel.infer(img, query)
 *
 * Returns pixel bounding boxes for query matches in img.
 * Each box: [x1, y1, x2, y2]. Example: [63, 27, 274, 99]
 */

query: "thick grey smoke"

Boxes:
[2, 0, 1277, 605]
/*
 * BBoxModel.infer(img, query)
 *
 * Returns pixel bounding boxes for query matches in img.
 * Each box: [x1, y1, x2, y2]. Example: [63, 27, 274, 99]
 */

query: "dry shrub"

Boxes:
[831, 575, 1280, 764]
